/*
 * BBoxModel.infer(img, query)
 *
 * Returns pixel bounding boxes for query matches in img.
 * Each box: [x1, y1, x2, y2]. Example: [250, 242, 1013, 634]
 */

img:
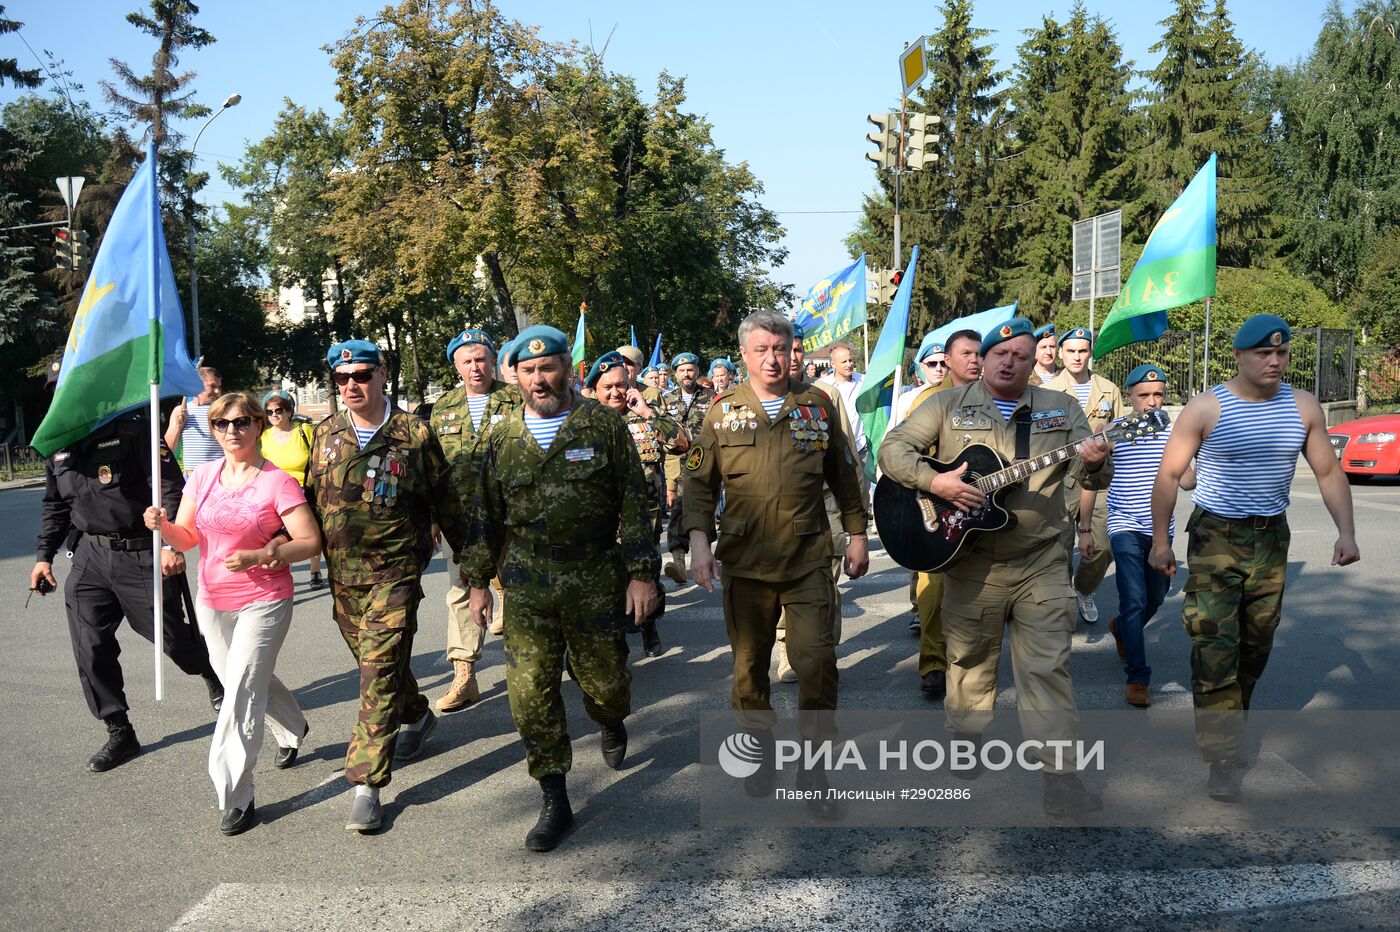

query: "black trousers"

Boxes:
[64, 535, 214, 720]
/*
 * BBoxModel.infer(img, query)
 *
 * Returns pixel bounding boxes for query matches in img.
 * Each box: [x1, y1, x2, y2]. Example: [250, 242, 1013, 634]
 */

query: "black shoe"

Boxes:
[87, 725, 141, 773]
[641, 621, 662, 657]
[908, 614, 921, 633]
[309, 572, 325, 591]
[526, 774, 574, 852]
[743, 731, 777, 798]
[275, 722, 311, 770]
[1043, 773, 1103, 818]
[1207, 760, 1242, 803]
[220, 800, 256, 836]
[600, 721, 628, 770]
[393, 710, 437, 761]
[203, 674, 225, 715]
[951, 732, 984, 781]
[795, 766, 841, 820]
[920, 669, 947, 700]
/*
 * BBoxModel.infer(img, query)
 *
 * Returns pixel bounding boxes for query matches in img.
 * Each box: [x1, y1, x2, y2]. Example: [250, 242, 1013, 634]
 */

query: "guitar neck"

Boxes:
[972, 439, 1085, 493]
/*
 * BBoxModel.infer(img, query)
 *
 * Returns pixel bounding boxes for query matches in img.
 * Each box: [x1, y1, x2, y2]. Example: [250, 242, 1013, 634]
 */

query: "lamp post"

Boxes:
[187, 92, 241, 361]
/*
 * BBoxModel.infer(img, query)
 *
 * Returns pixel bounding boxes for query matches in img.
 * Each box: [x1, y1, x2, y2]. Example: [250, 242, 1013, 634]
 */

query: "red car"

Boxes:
[1329, 413, 1400, 479]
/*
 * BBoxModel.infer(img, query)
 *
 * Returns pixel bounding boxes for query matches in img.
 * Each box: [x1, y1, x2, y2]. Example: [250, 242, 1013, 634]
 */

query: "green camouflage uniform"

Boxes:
[662, 384, 715, 555]
[625, 406, 683, 623]
[462, 392, 658, 779]
[305, 405, 468, 787]
[431, 380, 507, 665]
[1181, 507, 1290, 761]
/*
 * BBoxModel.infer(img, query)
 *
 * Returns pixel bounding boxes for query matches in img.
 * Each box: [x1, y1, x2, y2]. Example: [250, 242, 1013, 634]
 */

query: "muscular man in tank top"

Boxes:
[1148, 313, 1359, 804]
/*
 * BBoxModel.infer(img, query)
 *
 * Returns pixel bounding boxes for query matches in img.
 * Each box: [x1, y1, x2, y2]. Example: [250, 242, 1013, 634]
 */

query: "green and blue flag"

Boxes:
[32, 143, 204, 457]
[854, 245, 918, 482]
[794, 254, 867, 353]
[1095, 154, 1217, 359]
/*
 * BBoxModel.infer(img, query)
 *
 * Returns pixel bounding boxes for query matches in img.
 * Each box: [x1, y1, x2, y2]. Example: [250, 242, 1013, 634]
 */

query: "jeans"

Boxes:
[1109, 531, 1171, 685]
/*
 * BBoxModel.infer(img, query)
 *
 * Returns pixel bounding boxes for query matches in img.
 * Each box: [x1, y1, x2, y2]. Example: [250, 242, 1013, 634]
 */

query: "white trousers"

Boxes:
[196, 598, 306, 811]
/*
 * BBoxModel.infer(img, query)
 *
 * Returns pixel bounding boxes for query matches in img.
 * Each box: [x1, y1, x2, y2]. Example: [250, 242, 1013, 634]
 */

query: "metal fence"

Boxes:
[1093, 327, 1357, 404]
[2, 442, 45, 482]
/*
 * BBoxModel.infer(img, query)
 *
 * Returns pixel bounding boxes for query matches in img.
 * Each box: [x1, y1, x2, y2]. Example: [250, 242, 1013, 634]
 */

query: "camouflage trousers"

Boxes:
[331, 577, 429, 787]
[501, 547, 631, 780]
[1181, 507, 1290, 762]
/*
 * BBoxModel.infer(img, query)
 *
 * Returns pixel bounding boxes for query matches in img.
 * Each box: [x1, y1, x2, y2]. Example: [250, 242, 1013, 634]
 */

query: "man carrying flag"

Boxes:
[29, 144, 223, 772]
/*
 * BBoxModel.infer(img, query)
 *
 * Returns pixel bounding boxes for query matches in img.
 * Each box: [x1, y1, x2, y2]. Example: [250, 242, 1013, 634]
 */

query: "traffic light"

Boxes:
[72, 230, 90, 273]
[54, 227, 74, 272]
[905, 113, 941, 171]
[865, 113, 900, 170]
[867, 268, 903, 305]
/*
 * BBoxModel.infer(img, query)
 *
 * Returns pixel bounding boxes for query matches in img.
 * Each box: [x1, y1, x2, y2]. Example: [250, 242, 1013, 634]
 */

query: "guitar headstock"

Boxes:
[1103, 407, 1171, 444]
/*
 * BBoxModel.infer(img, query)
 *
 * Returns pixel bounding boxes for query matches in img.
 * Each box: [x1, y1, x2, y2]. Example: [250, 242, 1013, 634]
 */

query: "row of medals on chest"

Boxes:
[718, 405, 831, 450]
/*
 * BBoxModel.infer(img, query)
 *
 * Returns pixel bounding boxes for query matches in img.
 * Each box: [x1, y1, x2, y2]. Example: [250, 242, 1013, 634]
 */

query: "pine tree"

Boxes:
[0, 5, 43, 89]
[1003, 4, 1136, 321]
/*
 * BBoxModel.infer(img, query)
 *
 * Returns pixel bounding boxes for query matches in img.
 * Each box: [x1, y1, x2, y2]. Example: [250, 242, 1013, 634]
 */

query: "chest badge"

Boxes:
[97, 465, 113, 485]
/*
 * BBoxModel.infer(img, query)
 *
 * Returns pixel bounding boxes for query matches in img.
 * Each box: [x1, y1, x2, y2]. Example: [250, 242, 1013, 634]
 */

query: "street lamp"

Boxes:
[187, 92, 241, 361]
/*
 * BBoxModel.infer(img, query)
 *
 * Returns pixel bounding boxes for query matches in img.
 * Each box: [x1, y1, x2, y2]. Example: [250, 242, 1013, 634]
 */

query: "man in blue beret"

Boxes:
[880, 316, 1111, 817]
[662, 350, 716, 586]
[461, 324, 658, 851]
[1042, 326, 1125, 624]
[306, 339, 472, 832]
[1150, 313, 1359, 802]
[430, 328, 507, 714]
[1096, 364, 1194, 709]
[709, 357, 737, 394]
[1029, 323, 1059, 386]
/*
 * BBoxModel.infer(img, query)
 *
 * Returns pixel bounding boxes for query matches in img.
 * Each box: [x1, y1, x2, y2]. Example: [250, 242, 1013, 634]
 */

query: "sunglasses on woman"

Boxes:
[333, 369, 377, 386]
[265, 407, 289, 415]
[211, 416, 258, 433]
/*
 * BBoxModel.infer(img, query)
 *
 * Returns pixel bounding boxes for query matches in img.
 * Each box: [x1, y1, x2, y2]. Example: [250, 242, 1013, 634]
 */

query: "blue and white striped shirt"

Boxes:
[759, 397, 785, 420]
[992, 398, 1019, 421]
[1070, 380, 1092, 411]
[1193, 384, 1306, 518]
[353, 401, 392, 449]
[179, 401, 223, 473]
[466, 393, 489, 430]
[1107, 424, 1173, 537]
[524, 412, 569, 451]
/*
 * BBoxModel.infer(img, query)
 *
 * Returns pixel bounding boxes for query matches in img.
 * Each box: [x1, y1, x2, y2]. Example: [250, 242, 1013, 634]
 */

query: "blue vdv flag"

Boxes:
[794, 254, 867, 353]
[922, 302, 1019, 354]
[630, 325, 639, 349]
[854, 246, 919, 481]
[648, 332, 663, 370]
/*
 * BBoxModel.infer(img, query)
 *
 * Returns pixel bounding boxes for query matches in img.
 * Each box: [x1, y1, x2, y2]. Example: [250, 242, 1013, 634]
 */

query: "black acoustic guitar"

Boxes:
[874, 409, 1171, 573]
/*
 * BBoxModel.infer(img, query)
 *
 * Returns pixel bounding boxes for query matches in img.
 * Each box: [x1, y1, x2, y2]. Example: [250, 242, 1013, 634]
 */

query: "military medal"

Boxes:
[97, 465, 113, 484]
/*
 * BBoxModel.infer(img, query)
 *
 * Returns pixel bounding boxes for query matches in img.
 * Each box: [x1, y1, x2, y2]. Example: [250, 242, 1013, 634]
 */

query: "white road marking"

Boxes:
[688, 646, 732, 664]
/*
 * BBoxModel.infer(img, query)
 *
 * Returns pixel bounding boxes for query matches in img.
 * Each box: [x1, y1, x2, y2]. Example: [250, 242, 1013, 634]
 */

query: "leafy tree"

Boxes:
[1349, 229, 1400, 343]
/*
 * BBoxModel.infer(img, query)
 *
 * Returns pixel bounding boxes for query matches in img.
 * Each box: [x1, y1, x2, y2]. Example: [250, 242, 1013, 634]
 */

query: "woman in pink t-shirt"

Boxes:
[145, 392, 322, 837]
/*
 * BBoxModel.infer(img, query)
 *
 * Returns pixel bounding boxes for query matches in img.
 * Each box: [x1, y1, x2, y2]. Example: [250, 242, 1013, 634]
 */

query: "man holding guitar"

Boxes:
[878, 317, 1111, 818]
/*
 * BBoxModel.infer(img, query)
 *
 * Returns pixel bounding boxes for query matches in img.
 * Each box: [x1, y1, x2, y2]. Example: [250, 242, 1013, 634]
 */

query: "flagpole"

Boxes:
[147, 143, 165, 702]
[1203, 297, 1212, 394]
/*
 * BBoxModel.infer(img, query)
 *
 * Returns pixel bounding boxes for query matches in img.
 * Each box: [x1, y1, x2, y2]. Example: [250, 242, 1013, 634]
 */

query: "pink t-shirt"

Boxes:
[186, 459, 307, 611]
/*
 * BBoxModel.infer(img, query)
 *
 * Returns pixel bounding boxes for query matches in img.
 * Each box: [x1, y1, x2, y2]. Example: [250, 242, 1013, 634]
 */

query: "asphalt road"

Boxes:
[3, 471, 1400, 931]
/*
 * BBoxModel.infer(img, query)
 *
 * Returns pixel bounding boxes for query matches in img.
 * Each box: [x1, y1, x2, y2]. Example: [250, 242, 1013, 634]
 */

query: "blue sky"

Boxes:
[3, 0, 1332, 303]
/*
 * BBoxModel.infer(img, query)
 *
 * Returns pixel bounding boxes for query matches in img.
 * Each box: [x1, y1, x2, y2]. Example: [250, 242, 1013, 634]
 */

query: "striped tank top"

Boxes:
[1192, 384, 1306, 518]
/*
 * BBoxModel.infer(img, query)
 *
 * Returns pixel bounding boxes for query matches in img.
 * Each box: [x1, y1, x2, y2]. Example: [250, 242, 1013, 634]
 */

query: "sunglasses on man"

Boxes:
[333, 368, 378, 386]
[922, 359, 948, 369]
[211, 416, 258, 433]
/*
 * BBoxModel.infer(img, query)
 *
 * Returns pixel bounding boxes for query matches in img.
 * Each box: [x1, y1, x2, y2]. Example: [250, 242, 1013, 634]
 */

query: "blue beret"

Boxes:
[978, 317, 1036, 356]
[586, 351, 629, 388]
[1034, 323, 1057, 340]
[1058, 326, 1093, 346]
[709, 357, 737, 374]
[261, 389, 295, 411]
[790, 321, 806, 341]
[446, 328, 496, 364]
[1233, 313, 1292, 350]
[671, 352, 700, 369]
[915, 331, 946, 363]
[512, 325, 570, 364]
[327, 339, 383, 369]
[640, 365, 656, 378]
[497, 340, 516, 368]
[1125, 363, 1167, 387]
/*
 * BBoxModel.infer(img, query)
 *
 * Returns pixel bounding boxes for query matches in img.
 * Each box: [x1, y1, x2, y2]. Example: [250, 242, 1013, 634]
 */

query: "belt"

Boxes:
[509, 531, 618, 563]
[87, 532, 156, 552]
[1199, 508, 1284, 530]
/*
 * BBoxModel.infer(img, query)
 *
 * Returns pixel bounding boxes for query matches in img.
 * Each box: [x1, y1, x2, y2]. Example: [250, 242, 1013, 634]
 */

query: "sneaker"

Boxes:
[308, 572, 325, 591]
[907, 613, 921, 633]
[393, 709, 437, 761]
[1126, 683, 1151, 708]
[1075, 590, 1099, 624]
[776, 641, 798, 683]
[345, 792, 382, 832]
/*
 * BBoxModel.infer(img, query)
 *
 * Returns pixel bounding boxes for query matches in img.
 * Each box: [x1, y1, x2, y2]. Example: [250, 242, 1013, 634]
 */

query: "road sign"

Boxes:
[1072, 208, 1121, 303]
[55, 177, 85, 212]
[899, 37, 928, 97]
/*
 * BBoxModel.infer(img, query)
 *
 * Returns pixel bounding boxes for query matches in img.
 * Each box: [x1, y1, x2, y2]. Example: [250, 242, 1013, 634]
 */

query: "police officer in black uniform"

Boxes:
[31, 402, 223, 773]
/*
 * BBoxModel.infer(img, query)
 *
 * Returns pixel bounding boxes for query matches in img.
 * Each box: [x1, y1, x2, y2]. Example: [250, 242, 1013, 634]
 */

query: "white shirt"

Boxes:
[822, 373, 866, 452]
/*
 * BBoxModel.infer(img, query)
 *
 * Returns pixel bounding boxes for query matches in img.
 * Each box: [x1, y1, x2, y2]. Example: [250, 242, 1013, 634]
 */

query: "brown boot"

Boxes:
[489, 594, 505, 635]
[1126, 683, 1150, 708]
[664, 550, 688, 585]
[435, 660, 480, 714]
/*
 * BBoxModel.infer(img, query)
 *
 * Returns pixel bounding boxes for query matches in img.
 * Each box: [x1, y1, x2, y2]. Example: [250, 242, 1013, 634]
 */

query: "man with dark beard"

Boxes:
[463, 326, 657, 852]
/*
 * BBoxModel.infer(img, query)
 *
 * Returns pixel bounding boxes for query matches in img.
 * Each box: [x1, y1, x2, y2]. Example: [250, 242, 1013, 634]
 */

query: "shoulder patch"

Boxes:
[685, 447, 704, 471]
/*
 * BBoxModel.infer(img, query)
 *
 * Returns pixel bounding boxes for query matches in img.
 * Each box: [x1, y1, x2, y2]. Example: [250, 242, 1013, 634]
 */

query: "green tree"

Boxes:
[1276, 0, 1400, 302]
[1349, 230, 1400, 343]
[1002, 4, 1136, 321]
[0, 5, 42, 90]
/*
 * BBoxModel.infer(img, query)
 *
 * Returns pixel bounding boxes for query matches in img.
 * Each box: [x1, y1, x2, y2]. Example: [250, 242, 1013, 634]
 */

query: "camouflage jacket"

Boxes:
[305, 405, 469, 586]
[461, 392, 659, 588]
[431, 379, 507, 490]
[663, 384, 716, 490]
[625, 407, 683, 477]
[487, 382, 523, 418]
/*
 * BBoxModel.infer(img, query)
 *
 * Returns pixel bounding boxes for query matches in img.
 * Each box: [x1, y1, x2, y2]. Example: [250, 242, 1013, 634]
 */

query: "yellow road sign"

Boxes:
[900, 37, 928, 97]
